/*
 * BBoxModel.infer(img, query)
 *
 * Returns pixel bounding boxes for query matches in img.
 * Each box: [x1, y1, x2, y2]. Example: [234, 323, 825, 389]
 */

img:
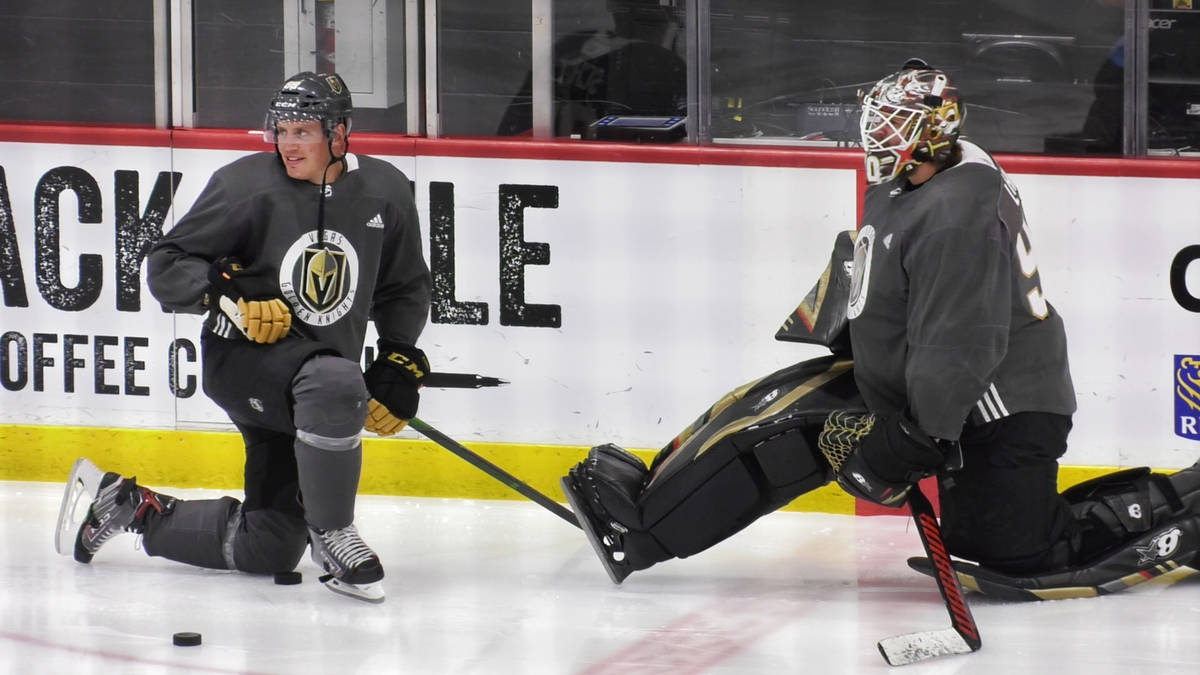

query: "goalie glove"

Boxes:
[206, 257, 292, 344]
[818, 410, 948, 508]
[363, 343, 429, 435]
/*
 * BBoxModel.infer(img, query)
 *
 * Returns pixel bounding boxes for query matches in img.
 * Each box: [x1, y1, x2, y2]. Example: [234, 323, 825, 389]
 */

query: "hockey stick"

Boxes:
[422, 372, 509, 389]
[877, 484, 982, 666]
[407, 417, 581, 529]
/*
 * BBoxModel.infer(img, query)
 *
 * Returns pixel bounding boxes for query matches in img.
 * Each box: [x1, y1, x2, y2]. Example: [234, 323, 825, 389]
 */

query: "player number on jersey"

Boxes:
[1015, 220, 1049, 319]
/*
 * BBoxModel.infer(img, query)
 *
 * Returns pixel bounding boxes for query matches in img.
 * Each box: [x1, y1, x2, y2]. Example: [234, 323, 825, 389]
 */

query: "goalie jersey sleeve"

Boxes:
[846, 141, 1075, 441]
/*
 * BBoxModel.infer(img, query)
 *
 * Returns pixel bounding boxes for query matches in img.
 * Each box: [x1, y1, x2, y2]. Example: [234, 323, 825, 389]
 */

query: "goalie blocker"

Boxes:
[562, 356, 859, 583]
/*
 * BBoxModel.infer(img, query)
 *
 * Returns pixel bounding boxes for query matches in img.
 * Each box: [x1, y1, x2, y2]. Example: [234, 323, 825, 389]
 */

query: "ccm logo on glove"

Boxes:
[364, 344, 429, 435]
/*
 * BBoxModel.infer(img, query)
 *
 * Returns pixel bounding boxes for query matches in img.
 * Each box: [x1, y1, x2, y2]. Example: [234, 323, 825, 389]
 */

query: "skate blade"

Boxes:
[55, 458, 104, 556]
[321, 577, 386, 603]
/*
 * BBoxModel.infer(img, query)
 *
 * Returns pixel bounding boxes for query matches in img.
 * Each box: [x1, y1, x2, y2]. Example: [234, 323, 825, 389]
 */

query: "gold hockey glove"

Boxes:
[365, 398, 408, 435]
[207, 257, 292, 344]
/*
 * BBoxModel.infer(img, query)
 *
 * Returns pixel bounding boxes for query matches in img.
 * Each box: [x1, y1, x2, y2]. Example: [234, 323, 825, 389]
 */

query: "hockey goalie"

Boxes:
[561, 59, 1200, 601]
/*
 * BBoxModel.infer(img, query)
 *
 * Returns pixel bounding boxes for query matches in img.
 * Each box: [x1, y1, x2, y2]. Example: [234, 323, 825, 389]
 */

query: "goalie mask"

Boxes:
[264, 71, 353, 145]
[858, 61, 964, 184]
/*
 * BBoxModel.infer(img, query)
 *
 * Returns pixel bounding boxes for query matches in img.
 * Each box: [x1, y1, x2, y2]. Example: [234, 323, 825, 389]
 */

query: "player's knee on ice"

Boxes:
[230, 507, 309, 573]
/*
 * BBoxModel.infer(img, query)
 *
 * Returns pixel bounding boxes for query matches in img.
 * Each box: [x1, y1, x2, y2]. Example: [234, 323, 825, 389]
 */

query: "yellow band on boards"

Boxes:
[0, 423, 1124, 517]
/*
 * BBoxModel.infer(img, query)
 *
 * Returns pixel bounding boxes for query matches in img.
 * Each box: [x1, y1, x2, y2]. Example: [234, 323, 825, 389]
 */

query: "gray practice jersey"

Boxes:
[148, 152, 431, 360]
[845, 140, 1076, 441]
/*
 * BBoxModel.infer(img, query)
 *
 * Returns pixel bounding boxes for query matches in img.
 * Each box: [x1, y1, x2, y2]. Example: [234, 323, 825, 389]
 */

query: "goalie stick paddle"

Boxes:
[407, 417, 581, 529]
[877, 485, 982, 666]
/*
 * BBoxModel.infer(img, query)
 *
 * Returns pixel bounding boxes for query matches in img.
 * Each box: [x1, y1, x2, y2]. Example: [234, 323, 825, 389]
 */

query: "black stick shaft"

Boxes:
[907, 485, 982, 650]
[407, 417, 580, 529]
[422, 372, 508, 389]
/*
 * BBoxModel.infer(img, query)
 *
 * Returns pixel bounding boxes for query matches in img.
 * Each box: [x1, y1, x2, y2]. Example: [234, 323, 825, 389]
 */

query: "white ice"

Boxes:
[4, 479, 1199, 674]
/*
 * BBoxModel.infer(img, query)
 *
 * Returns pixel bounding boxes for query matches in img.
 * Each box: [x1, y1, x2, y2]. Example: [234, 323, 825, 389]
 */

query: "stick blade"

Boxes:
[878, 627, 977, 666]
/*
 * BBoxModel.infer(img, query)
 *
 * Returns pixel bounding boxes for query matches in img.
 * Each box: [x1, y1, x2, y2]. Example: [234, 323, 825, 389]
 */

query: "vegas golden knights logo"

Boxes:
[280, 229, 359, 326]
[302, 247, 347, 312]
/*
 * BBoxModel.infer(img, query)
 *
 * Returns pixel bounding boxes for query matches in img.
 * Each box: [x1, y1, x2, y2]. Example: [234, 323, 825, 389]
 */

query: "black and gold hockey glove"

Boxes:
[818, 410, 947, 508]
[363, 342, 429, 435]
[206, 257, 292, 344]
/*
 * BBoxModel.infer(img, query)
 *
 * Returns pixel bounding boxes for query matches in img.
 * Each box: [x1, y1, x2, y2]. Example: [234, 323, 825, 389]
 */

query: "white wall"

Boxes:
[1, 140, 1198, 468]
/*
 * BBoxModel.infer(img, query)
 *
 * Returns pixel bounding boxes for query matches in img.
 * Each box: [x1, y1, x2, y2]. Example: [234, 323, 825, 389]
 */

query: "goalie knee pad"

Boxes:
[1064, 460, 1200, 565]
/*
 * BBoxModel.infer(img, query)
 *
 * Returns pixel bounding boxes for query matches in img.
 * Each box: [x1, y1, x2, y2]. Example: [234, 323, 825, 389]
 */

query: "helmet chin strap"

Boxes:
[315, 134, 347, 250]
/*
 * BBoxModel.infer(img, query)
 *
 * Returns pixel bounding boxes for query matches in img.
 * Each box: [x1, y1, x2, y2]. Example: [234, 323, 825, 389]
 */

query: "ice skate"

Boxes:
[55, 458, 106, 556]
[72, 468, 176, 563]
[561, 472, 635, 584]
[308, 524, 386, 603]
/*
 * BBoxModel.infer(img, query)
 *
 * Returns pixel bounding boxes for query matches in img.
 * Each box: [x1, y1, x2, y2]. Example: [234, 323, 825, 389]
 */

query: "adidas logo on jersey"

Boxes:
[366, 213, 384, 229]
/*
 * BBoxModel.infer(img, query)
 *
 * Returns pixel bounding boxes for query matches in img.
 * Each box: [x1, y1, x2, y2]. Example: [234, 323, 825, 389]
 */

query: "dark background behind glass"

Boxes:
[3, 0, 1197, 155]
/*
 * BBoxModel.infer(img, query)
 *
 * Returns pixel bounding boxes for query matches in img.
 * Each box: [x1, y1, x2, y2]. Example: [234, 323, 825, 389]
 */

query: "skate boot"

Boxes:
[308, 524, 385, 603]
[74, 470, 176, 563]
[561, 459, 639, 584]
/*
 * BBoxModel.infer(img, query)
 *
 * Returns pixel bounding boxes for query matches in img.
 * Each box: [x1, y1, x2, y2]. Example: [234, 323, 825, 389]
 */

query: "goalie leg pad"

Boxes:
[911, 459, 1200, 600]
[640, 421, 829, 560]
[908, 514, 1200, 601]
[566, 418, 830, 581]
[1064, 460, 1200, 563]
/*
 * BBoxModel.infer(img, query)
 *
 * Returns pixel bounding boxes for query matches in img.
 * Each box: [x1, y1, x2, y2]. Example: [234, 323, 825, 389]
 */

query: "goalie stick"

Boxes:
[407, 417, 581, 529]
[877, 484, 982, 666]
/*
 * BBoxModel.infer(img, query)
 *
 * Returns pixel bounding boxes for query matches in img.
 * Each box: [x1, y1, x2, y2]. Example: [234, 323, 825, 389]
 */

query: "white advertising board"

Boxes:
[1, 140, 1198, 468]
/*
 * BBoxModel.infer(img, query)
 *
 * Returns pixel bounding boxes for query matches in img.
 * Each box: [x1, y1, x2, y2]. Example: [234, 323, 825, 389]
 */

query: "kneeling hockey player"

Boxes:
[561, 60, 1200, 600]
[57, 71, 431, 603]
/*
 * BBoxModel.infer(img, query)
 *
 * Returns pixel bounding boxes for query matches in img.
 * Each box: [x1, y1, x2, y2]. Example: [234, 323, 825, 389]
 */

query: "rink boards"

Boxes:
[1, 127, 1198, 510]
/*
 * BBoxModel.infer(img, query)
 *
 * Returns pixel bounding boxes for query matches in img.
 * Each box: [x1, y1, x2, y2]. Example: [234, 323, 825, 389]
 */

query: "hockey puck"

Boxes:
[172, 631, 202, 647]
[274, 571, 302, 585]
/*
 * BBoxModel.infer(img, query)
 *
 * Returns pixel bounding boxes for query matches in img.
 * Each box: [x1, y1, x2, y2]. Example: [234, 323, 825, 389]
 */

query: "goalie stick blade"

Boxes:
[886, 486, 982, 664]
[54, 458, 105, 556]
[878, 627, 975, 667]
